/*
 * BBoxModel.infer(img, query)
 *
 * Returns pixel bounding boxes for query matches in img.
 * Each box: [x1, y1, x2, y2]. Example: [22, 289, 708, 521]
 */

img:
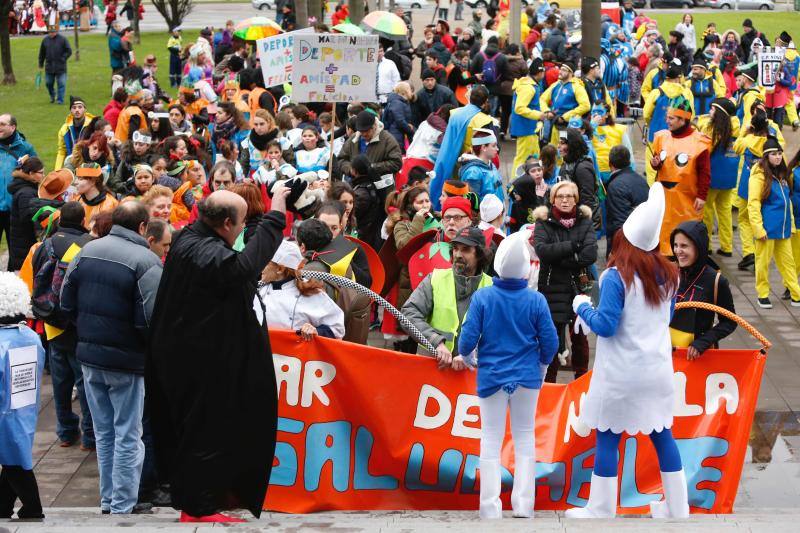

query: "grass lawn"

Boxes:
[0, 29, 198, 169]
[645, 10, 800, 47]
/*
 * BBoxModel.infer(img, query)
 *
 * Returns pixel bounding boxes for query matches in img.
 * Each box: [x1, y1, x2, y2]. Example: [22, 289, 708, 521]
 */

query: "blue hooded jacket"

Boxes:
[0, 131, 37, 212]
[458, 156, 505, 203]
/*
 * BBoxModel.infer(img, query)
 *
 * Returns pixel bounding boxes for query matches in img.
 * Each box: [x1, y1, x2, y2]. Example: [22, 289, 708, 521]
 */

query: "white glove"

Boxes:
[574, 315, 591, 336]
[572, 294, 592, 314]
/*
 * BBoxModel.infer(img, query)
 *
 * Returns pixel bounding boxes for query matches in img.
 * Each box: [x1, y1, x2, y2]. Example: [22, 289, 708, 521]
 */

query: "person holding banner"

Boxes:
[458, 235, 558, 520]
[566, 183, 689, 520]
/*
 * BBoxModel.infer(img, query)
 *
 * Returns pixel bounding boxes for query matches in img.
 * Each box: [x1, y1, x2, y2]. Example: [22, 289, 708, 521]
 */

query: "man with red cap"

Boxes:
[403, 219, 493, 366]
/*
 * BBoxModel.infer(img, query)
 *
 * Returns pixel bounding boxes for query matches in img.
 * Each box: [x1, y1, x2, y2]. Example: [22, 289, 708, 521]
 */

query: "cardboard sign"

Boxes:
[9, 345, 38, 409]
[291, 34, 379, 103]
[263, 331, 764, 514]
[759, 47, 784, 92]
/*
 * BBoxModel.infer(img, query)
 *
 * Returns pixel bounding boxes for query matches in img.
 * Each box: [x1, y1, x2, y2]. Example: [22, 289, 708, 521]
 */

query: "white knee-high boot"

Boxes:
[564, 474, 618, 518]
[511, 455, 536, 518]
[479, 459, 503, 519]
[650, 469, 690, 518]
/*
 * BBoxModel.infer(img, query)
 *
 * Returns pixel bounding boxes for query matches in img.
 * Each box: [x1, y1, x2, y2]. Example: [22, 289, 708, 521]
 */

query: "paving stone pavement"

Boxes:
[3, 508, 800, 531]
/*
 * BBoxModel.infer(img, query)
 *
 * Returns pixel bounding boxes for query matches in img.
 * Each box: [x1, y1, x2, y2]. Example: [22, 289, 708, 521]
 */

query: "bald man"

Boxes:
[147, 186, 289, 523]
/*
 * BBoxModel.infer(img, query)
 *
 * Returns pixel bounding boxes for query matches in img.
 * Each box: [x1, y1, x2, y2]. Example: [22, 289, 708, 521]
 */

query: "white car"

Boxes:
[251, 0, 272, 10]
[705, 0, 774, 8]
[394, 0, 432, 8]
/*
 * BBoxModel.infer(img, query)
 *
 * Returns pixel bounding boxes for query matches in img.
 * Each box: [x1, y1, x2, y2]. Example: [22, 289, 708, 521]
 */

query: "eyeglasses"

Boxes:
[555, 194, 576, 200]
[443, 214, 468, 223]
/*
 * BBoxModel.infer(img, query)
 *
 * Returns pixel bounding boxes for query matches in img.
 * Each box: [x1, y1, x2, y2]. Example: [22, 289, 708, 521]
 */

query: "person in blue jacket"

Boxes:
[382, 82, 416, 153]
[457, 234, 559, 520]
[0, 272, 47, 520]
[458, 128, 505, 203]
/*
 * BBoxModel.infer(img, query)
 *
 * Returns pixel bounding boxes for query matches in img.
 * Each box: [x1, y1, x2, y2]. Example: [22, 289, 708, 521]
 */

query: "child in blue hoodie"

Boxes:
[458, 128, 505, 203]
[458, 233, 559, 520]
[0, 272, 46, 520]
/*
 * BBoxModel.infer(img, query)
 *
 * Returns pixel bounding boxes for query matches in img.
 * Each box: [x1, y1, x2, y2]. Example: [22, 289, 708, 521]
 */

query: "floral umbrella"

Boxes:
[234, 17, 282, 41]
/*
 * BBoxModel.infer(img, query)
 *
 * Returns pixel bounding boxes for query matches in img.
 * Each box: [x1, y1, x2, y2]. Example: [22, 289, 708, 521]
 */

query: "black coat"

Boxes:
[383, 93, 415, 149]
[559, 156, 601, 230]
[542, 28, 567, 61]
[7, 175, 40, 271]
[669, 221, 737, 354]
[147, 212, 285, 518]
[413, 84, 458, 126]
[605, 167, 649, 246]
[533, 205, 598, 325]
[38, 33, 72, 75]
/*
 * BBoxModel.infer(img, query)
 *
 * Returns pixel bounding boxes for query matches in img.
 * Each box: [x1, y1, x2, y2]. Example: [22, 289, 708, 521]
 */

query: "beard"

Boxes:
[453, 259, 470, 275]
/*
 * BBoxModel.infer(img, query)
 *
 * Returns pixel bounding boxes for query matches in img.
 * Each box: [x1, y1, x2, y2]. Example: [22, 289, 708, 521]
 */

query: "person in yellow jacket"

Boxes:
[695, 98, 740, 257]
[643, 63, 694, 183]
[510, 59, 545, 174]
[539, 62, 590, 146]
[776, 32, 800, 129]
[735, 65, 765, 132]
[683, 57, 726, 115]
[641, 54, 671, 103]
[55, 96, 94, 170]
[589, 102, 631, 183]
[747, 137, 800, 308]
[732, 108, 785, 270]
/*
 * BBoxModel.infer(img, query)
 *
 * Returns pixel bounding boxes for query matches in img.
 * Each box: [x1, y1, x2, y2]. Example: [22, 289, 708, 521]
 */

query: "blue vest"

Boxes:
[738, 148, 760, 200]
[690, 78, 716, 116]
[509, 81, 541, 137]
[550, 81, 579, 116]
[792, 167, 800, 229]
[647, 88, 671, 142]
[736, 87, 761, 122]
[709, 139, 740, 190]
[652, 70, 666, 92]
[761, 177, 793, 239]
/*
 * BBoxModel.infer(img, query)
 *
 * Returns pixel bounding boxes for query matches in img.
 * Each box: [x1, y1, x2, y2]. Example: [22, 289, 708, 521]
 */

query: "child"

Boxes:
[123, 164, 155, 201]
[458, 129, 505, 203]
[748, 137, 800, 308]
[565, 184, 689, 519]
[458, 236, 558, 519]
[0, 272, 47, 520]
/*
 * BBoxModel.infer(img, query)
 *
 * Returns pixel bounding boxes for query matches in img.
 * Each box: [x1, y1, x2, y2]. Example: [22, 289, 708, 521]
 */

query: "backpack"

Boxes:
[397, 53, 413, 81]
[481, 51, 499, 85]
[31, 238, 72, 329]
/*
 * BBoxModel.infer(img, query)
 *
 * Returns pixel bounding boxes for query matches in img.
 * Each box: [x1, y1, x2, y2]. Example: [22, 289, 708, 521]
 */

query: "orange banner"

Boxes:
[265, 330, 766, 514]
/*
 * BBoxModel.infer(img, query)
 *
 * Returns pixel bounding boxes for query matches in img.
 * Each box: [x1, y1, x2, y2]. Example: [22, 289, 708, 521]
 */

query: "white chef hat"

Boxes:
[622, 182, 665, 251]
[479, 194, 503, 223]
[272, 240, 304, 270]
[494, 232, 531, 280]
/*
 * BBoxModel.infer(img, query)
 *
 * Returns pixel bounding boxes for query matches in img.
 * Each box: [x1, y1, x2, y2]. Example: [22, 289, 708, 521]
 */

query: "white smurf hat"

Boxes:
[479, 194, 503, 223]
[272, 240, 304, 270]
[622, 182, 665, 251]
[0, 271, 31, 319]
[494, 232, 531, 280]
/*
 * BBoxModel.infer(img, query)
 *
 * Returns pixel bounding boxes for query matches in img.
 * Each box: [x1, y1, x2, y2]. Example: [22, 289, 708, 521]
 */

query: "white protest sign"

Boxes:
[9, 345, 38, 409]
[291, 33, 379, 103]
[255, 28, 315, 87]
[758, 47, 784, 92]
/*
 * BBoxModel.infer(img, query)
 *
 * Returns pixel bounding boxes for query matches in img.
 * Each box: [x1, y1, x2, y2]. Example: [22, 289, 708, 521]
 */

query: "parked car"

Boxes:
[629, 0, 703, 7]
[466, 0, 531, 8]
[705, 0, 774, 9]
[251, 0, 272, 10]
[395, 0, 432, 9]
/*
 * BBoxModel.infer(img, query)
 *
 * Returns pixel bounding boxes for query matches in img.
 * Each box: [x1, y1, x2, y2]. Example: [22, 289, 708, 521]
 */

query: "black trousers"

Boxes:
[0, 466, 44, 519]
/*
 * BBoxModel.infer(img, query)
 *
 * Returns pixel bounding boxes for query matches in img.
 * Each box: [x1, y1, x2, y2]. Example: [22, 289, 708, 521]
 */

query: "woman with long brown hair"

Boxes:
[565, 184, 689, 520]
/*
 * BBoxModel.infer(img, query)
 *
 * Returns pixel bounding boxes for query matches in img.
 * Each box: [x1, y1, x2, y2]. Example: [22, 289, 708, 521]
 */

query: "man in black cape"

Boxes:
[146, 187, 289, 523]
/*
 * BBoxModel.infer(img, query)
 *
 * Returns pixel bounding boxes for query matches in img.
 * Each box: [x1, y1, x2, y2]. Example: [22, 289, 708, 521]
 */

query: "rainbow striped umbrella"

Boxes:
[360, 10, 407, 39]
[333, 22, 366, 36]
[234, 17, 282, 41]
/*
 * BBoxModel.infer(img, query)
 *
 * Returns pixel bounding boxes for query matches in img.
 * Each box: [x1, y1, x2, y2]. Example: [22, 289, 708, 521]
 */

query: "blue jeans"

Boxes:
[82, 365, 144, 514]
[45, 72, 66, 104]
[49, 342, 94, 447]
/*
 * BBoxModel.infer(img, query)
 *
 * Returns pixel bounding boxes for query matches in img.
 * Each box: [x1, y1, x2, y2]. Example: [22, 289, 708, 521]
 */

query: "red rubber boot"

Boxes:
[179, 511, 246, 523]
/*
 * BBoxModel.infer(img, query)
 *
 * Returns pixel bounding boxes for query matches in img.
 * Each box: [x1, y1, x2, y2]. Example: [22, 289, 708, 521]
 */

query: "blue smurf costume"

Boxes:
[0, 272, 46, 519]
[565, 183, 690, 519]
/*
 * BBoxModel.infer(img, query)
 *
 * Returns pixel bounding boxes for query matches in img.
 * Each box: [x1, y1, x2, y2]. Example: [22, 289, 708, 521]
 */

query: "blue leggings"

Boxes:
[594, 428, 682, 477]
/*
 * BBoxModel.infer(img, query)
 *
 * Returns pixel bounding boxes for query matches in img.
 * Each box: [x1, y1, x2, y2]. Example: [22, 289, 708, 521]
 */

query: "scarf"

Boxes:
[213, 116, 236, 144]
[250, 128, 277, 151]
[553, 206, 577, 228]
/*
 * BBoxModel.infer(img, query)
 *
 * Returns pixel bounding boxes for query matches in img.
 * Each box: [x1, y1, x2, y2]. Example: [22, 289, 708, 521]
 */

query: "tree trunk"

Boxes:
[73, 1, 80, 61]
[0, 0, 15, 84]
[307, 0, 322, 26]
[349, 0, 365, 25]
[132, 0, 141, 44]
[296, 0, 309, 28]
[581, 0, 601, 63]
[509, 0, 521, 46]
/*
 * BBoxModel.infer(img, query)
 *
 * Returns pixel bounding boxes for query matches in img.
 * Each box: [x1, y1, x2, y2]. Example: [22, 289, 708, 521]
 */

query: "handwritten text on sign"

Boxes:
[291, 34, 379, 103]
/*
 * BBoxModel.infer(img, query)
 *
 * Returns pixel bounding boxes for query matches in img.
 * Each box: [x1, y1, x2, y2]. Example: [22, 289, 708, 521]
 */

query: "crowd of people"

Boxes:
[2, 0, 798, 524]
[8, 0, 142, 35]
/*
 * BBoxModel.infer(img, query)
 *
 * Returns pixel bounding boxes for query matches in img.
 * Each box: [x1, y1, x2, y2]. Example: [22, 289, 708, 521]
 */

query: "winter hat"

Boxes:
[272, 240, 304, 270]
[529, 58, 544, 76]
[742, 18, 754, 29]
[69, 95, 85, 107]
[561, 61, 576, 73]
[669, 30, 684, 41]
[0, 271, 31, 321]
[493, 232, 531, 280]
[582, 56, 599, 72]
[667, 95, 693, 120]
[778, 31, 793, 46]
[711, 97, 736, 116]
[442, 195, 473, 217]
[737, 64, 758, 83]
[691, 56, 707, 70]
[666, 63, 683, 79]
[623, 182, 665, 251]
[442, 179, 469, 197]
[762, 136, 783, 155]
[479, 194, 504, 224]
[421, 68, 436, 80]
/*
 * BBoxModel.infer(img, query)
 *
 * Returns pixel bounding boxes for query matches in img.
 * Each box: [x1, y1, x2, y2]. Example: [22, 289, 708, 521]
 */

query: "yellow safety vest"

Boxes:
[428, 268, 492, 352]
